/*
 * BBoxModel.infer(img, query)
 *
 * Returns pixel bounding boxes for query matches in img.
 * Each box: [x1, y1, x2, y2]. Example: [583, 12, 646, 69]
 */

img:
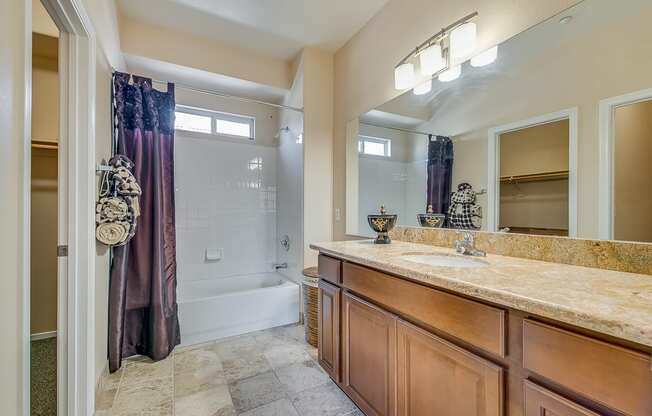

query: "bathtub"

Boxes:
[178, 273, 300, 347]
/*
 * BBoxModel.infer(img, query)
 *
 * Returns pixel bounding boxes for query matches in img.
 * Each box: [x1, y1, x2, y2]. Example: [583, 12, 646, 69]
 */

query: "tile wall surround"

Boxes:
[390, 226, 652, 275]
[175, 135, 278, 282]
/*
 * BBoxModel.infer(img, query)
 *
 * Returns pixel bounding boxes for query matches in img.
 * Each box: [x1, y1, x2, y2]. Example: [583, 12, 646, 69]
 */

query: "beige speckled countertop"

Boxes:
[310, 239, 652, 348]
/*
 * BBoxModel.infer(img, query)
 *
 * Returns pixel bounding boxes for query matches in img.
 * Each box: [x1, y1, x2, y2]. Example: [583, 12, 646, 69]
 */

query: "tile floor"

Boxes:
[96, 324, 362, 416]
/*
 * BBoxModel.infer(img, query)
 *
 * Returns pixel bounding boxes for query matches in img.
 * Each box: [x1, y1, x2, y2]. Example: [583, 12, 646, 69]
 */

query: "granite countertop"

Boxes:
[310, 239, 652, 348]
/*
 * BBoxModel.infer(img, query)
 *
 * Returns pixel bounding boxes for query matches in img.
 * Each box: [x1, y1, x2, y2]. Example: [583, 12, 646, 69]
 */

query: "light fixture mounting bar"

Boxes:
[396, 11, 479, 67]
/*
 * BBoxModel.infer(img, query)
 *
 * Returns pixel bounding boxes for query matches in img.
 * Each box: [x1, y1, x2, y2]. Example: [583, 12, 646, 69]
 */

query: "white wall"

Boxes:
[277, 64, 304, 282]
[1, 2, 30, 412]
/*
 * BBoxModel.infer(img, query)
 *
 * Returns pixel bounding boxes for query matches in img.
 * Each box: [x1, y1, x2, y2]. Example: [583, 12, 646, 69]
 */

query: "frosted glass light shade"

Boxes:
[450, 22, 477, 60]
[471, 46, 498, 67]
[438, 65, 461, 82]
[419, 44, 445, 76]
[394, 63, 415, 90]
[413, 79, 432, 95]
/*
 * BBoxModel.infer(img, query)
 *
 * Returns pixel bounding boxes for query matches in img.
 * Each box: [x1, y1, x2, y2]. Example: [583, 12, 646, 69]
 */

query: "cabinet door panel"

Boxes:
[342, 292, 396, 416]
[318, 280, 341, 382]
[397, 319, 503, 416]
[524, 381, 599, 416]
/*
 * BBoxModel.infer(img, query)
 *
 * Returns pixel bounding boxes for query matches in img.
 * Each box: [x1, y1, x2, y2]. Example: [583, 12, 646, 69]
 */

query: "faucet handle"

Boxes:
[456, 230, 474, 242]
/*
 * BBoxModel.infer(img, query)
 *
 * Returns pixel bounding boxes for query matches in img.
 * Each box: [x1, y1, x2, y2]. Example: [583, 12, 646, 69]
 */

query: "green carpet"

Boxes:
[31, 337, 57, 416]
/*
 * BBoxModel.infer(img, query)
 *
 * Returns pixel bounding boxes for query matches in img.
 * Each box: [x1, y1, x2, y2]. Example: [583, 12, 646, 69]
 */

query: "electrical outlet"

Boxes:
[335, 208, 341, 221]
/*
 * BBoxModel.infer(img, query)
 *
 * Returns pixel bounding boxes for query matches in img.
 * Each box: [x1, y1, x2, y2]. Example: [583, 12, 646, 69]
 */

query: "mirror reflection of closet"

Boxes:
[499, 119, 569, 236]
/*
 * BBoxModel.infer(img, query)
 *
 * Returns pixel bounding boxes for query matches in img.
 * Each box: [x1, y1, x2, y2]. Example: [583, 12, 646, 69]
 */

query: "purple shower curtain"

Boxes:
[108, 72, 179, 372]
[426, 135, 454, 217]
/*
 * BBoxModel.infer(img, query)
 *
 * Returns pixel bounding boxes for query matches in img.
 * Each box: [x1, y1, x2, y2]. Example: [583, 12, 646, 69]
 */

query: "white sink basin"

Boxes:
[399, 254, 489, 268]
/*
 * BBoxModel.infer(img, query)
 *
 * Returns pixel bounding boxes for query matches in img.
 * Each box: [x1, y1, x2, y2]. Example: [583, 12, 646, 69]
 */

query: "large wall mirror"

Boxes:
[346, 0, 652, 243]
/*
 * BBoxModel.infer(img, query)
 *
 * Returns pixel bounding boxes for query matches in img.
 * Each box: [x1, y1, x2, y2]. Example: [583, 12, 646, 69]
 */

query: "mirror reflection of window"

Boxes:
[613, 99, 652, 243]
[359, 136, 392, 157]
[499, 120, 569, 236]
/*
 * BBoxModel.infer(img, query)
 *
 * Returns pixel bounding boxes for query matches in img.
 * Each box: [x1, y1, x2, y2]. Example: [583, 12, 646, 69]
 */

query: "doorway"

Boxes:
[487, 109, 578, 236]
[22, 0, 99, 415]
[31, 8, 60, 414]
[599, 88, 652, 242]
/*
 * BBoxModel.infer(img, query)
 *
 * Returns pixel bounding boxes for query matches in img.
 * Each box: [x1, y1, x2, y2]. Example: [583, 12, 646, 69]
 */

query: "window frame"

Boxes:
[358, 135, 392, 158]
[174, 105, 256, 141]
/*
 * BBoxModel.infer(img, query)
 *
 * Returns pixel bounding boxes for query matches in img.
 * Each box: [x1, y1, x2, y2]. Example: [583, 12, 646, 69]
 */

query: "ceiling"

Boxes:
[117, 0, 389, 60]
[124, 54, 289, 103]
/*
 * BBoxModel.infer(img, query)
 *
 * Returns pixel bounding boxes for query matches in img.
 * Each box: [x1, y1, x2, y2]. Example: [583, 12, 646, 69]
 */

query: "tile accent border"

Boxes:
[390, 226, 652, 276]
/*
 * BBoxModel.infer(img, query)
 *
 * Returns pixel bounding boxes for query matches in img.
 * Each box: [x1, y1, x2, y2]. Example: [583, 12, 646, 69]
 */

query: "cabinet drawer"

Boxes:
[343, 262, 506, 357]
[524, 381, 599, 416]
[318, 254, 342, 285]
[523, 320, 652, 416]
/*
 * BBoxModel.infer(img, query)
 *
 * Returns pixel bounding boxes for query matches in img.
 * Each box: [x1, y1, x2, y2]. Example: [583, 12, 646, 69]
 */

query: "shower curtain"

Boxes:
[426, 135, 454, 217]
[108, 72, 179, 372]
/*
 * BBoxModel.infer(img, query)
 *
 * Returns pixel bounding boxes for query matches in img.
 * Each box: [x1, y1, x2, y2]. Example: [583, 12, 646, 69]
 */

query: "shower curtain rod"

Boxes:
[111, 70, 304, 113]
[359, 121, 441, 138]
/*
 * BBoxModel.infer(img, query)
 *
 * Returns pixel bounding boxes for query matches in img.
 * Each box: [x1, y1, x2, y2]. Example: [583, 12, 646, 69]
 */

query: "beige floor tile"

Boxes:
[175, 383, 233, 416]
[228, 372, 286, 413]
[121, 356, 174, 386]
[95, 387, 117, 411]
[221, 353, 271, 383]
[290, 381, 357, 416]
[263, 343, 312, 369]
[275, 360, 330, 394]
[238, 398, 300, 416]
[111, 378, 174, 415]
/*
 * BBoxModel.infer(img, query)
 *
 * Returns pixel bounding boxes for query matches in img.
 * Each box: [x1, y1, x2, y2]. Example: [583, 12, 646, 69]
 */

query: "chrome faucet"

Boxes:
[453, 231, 486, 257]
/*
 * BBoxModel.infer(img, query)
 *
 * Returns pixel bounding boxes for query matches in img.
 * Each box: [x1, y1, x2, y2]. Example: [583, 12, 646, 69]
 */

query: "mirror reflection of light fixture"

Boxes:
[393, 12, 479, 90]
[413, 79, 432, 95]
[438, 65, 461, 82]
[470, 46, 498, 67]
[419, 44, 445, 76]
[450, 22, 477, 61]
[394, 62, 416, 90]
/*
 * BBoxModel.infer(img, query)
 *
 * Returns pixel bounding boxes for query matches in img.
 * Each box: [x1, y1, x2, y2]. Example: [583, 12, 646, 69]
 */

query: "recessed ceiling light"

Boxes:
[559, 16, 573, 25]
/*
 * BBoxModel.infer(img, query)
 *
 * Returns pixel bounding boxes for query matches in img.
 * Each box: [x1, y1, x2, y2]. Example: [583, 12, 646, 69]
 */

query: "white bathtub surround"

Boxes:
[178, 273, 300, 346]
[175, 136, 279, 280]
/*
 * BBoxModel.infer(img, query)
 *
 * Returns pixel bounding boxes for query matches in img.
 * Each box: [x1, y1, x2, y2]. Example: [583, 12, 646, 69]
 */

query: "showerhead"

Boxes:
[274, 126, 291, 139]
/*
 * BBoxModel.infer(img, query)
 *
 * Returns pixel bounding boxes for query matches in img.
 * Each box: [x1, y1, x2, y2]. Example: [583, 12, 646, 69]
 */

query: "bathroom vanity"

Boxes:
[312, 240, 652, 416]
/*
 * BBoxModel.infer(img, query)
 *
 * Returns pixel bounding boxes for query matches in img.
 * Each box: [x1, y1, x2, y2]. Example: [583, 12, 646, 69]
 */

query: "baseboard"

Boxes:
[31, 331, 57, 341]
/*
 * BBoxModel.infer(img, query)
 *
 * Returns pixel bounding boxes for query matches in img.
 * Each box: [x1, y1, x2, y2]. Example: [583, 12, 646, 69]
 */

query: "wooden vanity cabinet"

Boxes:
[396, 320, 503, 416]
[523, 381, 599, 416]
[317, 254, 652, 416]
[318, 279, 341, 382]
[341, 292, 397, 416]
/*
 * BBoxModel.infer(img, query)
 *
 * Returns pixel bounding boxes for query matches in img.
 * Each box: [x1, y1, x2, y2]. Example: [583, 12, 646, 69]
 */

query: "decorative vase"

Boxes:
[367, 205, 398, 244]
[417, 204, 446, 228]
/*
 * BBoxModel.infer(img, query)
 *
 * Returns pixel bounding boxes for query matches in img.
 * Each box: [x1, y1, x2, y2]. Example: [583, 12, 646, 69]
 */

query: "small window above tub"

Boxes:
[175, 105, 255, 140]
[358, 135, 392, 157]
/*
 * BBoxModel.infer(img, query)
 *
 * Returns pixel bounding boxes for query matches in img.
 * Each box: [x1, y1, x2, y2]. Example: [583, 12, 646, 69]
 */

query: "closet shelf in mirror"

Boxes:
[31, 140, 58, 150]
[500, 170, 568, 184]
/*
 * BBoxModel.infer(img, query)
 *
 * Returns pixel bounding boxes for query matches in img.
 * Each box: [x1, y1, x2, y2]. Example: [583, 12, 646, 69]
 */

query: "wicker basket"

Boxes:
[302, 267, 319, 348]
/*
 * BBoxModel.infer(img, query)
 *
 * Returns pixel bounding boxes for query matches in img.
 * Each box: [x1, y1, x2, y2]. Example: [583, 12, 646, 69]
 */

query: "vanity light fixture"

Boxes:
[450, 22, 477, 61]
[438, 65, 461, 82]
[413, 79, 432, 95]
[419, 44, 445, 76]
[470, 45, 498, 67]
[394, 62, 416, 90]
[394, 12, 478, 91]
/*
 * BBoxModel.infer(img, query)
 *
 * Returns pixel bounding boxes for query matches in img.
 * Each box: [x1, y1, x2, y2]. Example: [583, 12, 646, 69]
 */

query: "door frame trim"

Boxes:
[487, 108, 578, 236]
[26, 1, 97, 415]
[598, 88, 652, 240]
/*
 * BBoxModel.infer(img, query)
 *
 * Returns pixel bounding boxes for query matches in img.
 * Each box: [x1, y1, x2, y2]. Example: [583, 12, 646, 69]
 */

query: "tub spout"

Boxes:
[274, 262, 288, 270]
